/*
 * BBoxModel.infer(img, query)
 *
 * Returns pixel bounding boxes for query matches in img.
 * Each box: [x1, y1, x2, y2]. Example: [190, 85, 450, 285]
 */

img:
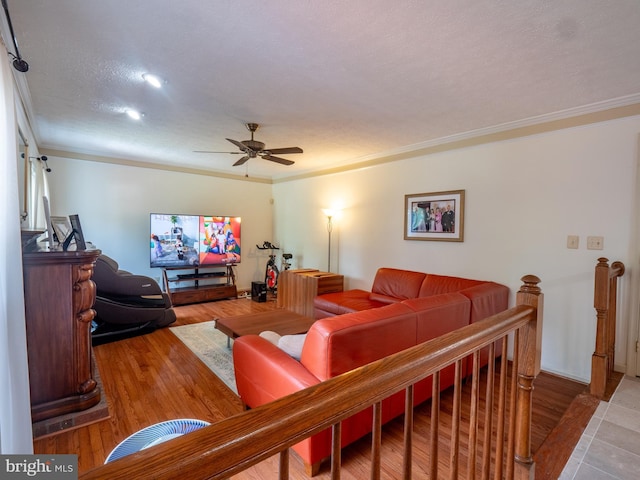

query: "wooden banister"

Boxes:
[80, 275, 543, 480]
[591, 258, 625, 398]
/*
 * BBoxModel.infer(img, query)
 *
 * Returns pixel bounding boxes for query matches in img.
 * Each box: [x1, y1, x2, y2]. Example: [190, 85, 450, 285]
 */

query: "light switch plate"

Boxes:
[567, 235, 579, 249]
[587, 236, 604, 250]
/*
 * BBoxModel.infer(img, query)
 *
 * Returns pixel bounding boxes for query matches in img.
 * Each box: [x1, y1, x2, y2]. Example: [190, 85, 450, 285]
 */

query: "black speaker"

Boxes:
[251, 281, 267, 303]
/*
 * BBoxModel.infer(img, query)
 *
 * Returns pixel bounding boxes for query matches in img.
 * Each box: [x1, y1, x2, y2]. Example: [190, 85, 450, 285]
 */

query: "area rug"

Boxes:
[170, 321, 237, 395]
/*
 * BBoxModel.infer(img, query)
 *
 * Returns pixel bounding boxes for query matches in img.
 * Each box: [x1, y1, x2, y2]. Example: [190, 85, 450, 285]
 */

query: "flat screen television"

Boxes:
[150, 213, 241, 268]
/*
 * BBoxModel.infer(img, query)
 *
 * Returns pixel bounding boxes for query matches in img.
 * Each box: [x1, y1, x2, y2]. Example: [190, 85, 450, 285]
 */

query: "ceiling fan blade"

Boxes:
[193, 150, 242, 154]
[262, 155, 295, 166]
[233, 155, 250, 166]
[226, 138, 251, 152]
[264, 147, 303, 155]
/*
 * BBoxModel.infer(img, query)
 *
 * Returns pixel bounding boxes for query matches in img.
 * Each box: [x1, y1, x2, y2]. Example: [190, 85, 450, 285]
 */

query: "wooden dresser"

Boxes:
[277, 269, 344, 318]
[22, 247, 102, 422]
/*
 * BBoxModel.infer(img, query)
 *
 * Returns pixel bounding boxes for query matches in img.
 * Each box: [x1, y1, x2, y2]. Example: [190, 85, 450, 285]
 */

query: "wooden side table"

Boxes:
[277, 269, 344, 318]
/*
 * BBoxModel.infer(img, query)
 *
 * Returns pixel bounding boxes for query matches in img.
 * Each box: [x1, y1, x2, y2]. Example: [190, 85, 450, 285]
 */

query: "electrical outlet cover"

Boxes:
[587, 236, 604, 250]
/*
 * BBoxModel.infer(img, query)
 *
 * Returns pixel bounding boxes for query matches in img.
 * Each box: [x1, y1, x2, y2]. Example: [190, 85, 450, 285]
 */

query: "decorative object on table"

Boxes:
[42, 196, 56, 247]
[404, 189, 465, 242]
[105, 418, 210, 463]
[50, 216, 72, 244]
[69, 214, 87, 249]
[20, 229, 44, 252]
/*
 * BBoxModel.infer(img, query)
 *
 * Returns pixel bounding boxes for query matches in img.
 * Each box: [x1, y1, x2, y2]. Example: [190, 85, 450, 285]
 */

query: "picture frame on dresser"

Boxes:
[51, 215, 73, 244]
[69, 214, 87, 250]
[404, 189, 465, 242]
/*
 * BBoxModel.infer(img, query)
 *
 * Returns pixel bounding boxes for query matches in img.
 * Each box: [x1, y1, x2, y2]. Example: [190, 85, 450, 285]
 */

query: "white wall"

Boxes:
[46, 157, 275, 290]
[273, 116, 640, 382]
[44, 116, 640, 382]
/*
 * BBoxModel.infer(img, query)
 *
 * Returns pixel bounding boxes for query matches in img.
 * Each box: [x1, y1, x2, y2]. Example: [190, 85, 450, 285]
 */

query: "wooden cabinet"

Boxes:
[162, 265, 237, 306]
[22, 248, 102, 422]
[277, 269, 344, 318]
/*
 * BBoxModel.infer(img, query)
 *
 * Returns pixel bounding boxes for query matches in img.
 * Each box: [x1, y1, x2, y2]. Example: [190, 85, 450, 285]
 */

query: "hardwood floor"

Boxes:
[33, 296, 589, 478]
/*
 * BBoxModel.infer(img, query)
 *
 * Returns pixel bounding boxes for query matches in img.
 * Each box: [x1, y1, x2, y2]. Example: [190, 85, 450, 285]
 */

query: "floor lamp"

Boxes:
[323, 209, 334, 272]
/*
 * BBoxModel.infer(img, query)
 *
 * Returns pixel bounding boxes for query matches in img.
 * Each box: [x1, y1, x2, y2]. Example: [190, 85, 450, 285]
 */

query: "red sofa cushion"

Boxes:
[402, 293, 471, 344]
[418, 273, 484, 297]
[301, 303, 417, 381]
[313, 289, 387, 316]
[369, 267, 426, 302]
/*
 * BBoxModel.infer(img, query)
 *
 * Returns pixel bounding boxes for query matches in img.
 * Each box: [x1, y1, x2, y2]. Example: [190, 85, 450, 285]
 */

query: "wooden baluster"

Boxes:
[403, 385, 414, 479]
[506, 331, 520, 480]
[450, 360, 462, 480]
[278, 450, 289, 480]
[467, 351, 480, 479]
[430, 371, 440, 480]
[513, 275, 543, 480]
[331, 422, 342, 480]
[482, 343, 496, 479]
[494, 336, 509, 480]
[371, 401, 382, 480]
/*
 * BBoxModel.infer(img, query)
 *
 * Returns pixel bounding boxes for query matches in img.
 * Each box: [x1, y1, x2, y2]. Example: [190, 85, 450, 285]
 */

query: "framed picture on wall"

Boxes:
[404, 189, 465, 242]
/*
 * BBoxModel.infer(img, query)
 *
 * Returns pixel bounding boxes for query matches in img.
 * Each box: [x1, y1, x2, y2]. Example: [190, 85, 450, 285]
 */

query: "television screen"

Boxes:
[150, 213, 241, 268]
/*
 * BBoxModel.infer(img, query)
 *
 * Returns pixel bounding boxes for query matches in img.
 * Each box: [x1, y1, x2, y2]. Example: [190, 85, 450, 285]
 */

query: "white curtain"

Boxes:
[0, 53, 34, 452]
[26, 155, 50, 231]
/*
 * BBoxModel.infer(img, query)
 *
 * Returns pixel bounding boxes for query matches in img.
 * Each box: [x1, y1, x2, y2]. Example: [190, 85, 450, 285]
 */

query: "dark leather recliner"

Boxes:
[91, 255, 176, 340]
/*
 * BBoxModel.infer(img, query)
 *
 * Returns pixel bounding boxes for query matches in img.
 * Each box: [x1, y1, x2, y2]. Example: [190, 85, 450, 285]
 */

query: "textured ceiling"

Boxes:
[3, 0, 640, 179]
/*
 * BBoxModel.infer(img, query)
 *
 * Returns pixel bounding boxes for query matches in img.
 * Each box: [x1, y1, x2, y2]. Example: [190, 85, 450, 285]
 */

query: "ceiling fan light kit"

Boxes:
[197, 122, 303, 168]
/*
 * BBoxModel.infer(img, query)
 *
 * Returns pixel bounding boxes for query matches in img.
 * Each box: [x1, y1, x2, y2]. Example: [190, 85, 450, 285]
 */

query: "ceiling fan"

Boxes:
[194, 123, 303, 166]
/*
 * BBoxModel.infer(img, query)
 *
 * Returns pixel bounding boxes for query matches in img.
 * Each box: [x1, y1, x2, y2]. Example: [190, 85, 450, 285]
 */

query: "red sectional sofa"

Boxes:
[232, 268, 509, 474]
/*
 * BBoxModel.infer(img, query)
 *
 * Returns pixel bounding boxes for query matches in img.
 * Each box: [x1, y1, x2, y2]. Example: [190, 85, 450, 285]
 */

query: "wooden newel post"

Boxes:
[590, 258, 625, 399]
[514, 275, 543, 480]
[591, 258, 610, 398]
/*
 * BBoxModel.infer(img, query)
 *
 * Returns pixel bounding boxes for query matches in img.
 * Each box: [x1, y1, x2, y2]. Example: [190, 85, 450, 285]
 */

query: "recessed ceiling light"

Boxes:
[126, 109, 142, 120]
[142, 73, 162, 88]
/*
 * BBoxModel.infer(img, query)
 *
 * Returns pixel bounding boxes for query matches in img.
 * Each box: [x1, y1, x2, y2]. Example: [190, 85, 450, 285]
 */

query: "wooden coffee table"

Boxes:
[215, 309, 316, 347]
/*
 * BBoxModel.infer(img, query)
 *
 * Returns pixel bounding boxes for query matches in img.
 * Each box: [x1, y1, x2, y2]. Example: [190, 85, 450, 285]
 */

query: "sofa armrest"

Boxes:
[402, 293, 471, 343]
[233, 335, 320, 407]
[459, 282, 509, 323]
[314, 289, 382, 317]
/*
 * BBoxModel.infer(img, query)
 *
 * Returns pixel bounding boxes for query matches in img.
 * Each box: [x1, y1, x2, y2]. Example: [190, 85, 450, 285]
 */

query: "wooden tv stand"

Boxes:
[162, 265, 237, 306]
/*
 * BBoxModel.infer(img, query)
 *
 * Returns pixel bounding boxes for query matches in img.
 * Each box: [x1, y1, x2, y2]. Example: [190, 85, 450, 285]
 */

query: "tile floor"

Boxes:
[560, 375, 640, 479]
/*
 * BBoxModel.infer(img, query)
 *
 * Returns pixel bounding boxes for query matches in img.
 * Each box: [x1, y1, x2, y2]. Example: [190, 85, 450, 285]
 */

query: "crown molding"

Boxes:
[274, 97, 640, 184]
[41, 149, 273, 184]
